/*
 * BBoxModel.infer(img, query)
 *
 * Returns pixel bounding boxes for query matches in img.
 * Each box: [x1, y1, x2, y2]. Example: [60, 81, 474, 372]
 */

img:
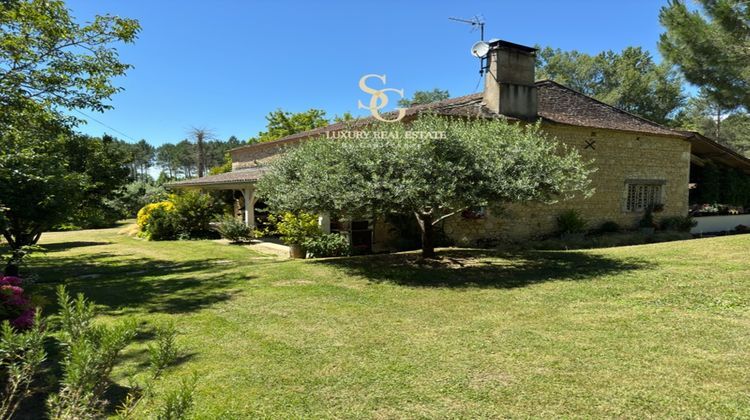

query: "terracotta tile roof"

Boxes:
[226, 93, 496, 153]
[230, 80, 688, 155]
[535, 80, 685, 137]
[167, 167, 267, 187]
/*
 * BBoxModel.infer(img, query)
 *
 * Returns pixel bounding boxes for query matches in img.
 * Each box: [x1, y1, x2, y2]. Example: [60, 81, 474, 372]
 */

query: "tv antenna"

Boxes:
[448, 15, 485, 40]
[449, 15, 490, 76]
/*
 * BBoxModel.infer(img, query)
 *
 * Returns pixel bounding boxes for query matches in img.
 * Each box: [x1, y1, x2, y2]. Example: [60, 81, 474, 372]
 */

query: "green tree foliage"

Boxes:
[398, 88, 450, 107]
[1, 117, 139, 259]
[61, 134, 132, 228]
[156, 136, 242, 179]
[108, 180, 168, 218]
[209, 154, 233, 175]
[674, 90, 727, 138]
[126, 139, 155, 181]
[720, 113, 750, 156]
[674, 90, 750, 154]
[250, 109, 329, 143]
[155, 143, 183, 179]
[0, 105, 84, 253]
[659, 0, 749, 112]
[258, 115, 592, 258]
[0, 0, 140, 112]
[536, 46, 685, 124]
[333, 112, 354, 123]
[0, 0, 139, 259]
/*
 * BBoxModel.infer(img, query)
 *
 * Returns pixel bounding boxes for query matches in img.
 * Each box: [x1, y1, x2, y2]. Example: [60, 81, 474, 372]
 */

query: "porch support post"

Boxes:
[242, 187, 256, 229]
[318, 212, 331, 234]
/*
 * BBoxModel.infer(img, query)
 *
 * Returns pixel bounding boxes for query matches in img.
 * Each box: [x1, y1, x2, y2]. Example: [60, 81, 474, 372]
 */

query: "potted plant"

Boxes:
[272, 212, 322, 258]
[639, 206, 656, 234]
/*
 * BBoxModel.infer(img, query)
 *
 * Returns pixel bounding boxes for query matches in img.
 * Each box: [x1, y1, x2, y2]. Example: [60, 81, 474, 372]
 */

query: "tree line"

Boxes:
[121, 134, 242, 181]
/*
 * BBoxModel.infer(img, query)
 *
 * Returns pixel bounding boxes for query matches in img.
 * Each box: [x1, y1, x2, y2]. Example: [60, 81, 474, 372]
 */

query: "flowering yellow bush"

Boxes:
[268, 212, 321, 245]
[136, 201, 175, 231]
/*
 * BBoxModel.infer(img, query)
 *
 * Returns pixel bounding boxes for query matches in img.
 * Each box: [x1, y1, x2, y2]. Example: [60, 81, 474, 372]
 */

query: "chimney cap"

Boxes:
[488, 39, 537, 54]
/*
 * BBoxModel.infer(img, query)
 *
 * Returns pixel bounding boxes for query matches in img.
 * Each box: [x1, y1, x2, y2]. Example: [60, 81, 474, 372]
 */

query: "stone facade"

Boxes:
[442, 124, 691, 245]
[229, 123, 691, 249]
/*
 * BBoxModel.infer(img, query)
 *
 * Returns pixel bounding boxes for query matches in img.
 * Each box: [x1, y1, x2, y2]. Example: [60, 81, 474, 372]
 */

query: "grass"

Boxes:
[15, 224, 750, 418]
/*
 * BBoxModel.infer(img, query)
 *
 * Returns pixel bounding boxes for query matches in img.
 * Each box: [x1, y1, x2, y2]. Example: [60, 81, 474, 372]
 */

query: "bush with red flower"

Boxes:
[0, 276, 35, 329]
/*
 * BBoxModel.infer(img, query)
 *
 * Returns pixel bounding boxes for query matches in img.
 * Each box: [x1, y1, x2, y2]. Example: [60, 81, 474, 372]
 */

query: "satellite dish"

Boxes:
[471, 41, 490, 58]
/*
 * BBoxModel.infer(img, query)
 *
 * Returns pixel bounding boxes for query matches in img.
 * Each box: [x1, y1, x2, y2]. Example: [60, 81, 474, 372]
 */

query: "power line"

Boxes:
[72, 109, 138, 142]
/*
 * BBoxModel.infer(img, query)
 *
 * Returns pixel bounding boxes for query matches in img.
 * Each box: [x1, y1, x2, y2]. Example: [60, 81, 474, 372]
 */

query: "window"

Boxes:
[626, 181, 664, 212]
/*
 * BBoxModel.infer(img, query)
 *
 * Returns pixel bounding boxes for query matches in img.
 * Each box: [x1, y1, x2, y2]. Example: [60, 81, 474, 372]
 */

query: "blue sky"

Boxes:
[67, 0, 671, 146]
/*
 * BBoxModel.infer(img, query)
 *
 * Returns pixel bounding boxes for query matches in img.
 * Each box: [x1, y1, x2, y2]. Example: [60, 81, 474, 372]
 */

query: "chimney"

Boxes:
[483, 40, 538, 119]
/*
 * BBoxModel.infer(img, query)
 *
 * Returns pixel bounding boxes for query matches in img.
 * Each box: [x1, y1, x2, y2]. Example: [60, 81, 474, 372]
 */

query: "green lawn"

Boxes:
[20, 225, 750, 418]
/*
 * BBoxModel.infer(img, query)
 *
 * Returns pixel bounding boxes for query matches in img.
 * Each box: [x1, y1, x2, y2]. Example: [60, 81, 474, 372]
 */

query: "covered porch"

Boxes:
[167, 167, 336, 236]
[687, 132, 750, 234]
[168, 168, 266, 229]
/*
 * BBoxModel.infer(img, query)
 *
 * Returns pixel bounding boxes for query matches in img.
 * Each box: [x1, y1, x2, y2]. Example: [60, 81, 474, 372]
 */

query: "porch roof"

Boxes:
[685, 132, 750, 174]
[167, 167, 267, 189]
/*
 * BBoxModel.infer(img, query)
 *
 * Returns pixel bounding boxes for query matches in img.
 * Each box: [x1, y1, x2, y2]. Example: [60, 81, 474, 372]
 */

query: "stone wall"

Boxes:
[442, 125, 691, 245]
[230, 124, 692, 247]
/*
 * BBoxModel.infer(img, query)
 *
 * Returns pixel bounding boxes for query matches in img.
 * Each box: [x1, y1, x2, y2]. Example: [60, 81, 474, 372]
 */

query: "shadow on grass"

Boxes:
[40, 241, 111, 253]
[313, 248, 653, 288]
[26, 251, 251, 315]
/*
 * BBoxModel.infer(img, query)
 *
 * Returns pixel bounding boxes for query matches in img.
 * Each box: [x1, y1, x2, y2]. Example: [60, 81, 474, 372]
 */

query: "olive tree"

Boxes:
[257, 115, 593, 258]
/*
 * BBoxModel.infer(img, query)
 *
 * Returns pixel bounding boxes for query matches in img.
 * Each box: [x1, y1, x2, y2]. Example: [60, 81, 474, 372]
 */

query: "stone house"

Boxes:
[171, 40, 750, 251]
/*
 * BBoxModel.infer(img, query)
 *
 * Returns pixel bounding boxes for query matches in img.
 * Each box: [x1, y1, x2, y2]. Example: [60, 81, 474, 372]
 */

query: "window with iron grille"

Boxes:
[626, 182, 663, 212]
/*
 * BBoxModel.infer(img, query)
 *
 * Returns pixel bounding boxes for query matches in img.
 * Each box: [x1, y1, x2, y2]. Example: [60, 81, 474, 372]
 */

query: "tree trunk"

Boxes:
[415, 212, 436, 259]
[716, 107, 721, 140]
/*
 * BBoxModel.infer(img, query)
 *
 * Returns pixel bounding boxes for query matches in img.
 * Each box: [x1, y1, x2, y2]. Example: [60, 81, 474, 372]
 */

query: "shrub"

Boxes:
[270, 212, 321, 245]
[138, 192, 221, 241]
[0, 313, 46, 420]
[171, 191, 221, 239]
[2, 286, 194, 419]
[137, 201, 175, 232]
[215, 215, 252, 243]
[148, 322, 180, 377]
[0, 276, 35, 329]
[557, 209, 586, 235]
[48, 286, 137, 419]
[529, 231, 693, 251]
[155, 373, 197, 420]
[639, 207, 656, 229]
[660, 216, 697, 232]
[144, 206, 179, 241]
[598, 220, 620, 234]
[303, 233, 352, 258]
